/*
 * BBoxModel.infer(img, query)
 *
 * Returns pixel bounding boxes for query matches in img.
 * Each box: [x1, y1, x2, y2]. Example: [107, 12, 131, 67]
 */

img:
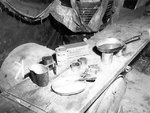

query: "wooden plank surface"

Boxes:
[79, 38, 150, 113]
[0, 94, 35, 113]
[1, 34, 149, 113]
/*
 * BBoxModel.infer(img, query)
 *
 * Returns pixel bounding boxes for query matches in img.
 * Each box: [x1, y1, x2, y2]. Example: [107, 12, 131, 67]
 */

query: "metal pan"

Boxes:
[96, 33, 142, 53]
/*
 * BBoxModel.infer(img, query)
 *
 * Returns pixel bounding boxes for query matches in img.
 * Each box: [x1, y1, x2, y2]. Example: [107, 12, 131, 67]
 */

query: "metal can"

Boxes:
[42, 56, 56, 74]
[55, 46, 68, 66]
[70, 62, 81, 72]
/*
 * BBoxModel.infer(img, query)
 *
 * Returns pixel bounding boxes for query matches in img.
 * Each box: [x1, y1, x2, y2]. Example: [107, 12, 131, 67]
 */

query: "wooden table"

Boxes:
[0, 32, 149, 113]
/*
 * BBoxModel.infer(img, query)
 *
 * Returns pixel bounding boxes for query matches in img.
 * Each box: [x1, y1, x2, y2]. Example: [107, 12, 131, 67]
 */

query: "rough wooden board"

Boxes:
[79, 39, 149, 113]
[3, 55, 100, 113]
[0, 43, 55, 90]
[2, 36, 149, 113]
[0, 94, 35, 113]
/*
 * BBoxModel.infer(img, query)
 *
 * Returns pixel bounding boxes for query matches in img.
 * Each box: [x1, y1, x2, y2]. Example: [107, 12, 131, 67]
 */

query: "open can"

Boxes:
[42, 56, 56, 71]
[29, 64, 49, 87]
[55, 46, 68, 67]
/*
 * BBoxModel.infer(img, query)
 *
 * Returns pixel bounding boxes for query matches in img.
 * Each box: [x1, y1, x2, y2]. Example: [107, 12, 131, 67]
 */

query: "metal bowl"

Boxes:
[96, 38, 124, 53]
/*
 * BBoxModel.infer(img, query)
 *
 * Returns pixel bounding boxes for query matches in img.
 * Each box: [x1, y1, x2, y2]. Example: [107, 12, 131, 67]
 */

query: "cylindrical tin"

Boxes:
[42, 56, 54, 65]
[42, 56, 55, 70]
[78, 57, 87, 66]
[101, 53, 113, 64]
[70, 62, 81, 72]
[55, 46, 68, 66]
